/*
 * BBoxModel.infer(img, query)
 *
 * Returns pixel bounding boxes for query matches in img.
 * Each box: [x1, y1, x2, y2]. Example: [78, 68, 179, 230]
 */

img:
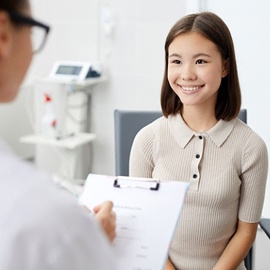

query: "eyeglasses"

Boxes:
[7, 10, 50, 53]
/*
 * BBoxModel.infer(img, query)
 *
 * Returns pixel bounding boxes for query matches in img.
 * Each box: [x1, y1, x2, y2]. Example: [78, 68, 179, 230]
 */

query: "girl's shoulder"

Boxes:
[234, 118, 268, 151]
[136, 116, 168, 136]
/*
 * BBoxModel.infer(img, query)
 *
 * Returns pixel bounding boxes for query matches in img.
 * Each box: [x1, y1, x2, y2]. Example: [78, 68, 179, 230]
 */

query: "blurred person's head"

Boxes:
[0, 0, 49, 102]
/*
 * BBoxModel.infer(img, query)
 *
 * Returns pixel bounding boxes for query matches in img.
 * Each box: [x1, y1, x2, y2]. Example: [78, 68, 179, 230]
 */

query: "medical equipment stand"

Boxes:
[20, 77, 106, 194]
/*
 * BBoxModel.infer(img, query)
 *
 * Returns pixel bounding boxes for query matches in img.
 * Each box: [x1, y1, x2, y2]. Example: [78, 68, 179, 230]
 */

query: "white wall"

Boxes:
[0, 0, 269, 217]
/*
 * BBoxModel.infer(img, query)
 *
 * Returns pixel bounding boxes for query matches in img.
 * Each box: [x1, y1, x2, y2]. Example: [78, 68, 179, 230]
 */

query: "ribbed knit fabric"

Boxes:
[129, 114, 268, 270]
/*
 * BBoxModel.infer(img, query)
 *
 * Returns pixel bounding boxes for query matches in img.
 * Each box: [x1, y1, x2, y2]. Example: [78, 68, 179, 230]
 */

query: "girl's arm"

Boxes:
[213, 219, 258, 270]
[164, 258, 176, 270]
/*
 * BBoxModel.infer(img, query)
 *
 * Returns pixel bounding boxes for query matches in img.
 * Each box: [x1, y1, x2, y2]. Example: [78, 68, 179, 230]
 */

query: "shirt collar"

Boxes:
[207, 118, 236, 147]
[168, 114, 236, 148]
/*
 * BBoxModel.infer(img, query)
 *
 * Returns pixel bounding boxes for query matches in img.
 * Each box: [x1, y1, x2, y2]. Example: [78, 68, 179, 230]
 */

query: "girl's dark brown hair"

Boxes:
[161, 12, 241, 121]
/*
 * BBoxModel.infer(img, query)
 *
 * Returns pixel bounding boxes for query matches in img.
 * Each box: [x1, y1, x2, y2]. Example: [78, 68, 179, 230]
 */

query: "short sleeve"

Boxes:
[238, 132, 268, 222]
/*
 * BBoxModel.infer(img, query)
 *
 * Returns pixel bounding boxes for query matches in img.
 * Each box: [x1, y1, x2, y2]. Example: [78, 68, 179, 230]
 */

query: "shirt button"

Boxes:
[196, 154, 200, 159]
[193, 174, 197, 179]
[199, 135, 203, 140]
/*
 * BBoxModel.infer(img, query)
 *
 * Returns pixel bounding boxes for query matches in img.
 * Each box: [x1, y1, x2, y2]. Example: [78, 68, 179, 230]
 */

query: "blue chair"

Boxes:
[114, 110, 162, 177]
[259, 218, 270, 239]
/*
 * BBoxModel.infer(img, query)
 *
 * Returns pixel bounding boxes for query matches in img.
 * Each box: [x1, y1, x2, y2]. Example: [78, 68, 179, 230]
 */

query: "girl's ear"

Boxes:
[222, 59, 229, 78]
[0, 11, 11, 58]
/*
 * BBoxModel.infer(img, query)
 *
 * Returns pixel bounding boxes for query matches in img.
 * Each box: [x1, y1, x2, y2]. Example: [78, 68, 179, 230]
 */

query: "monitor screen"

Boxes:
[56, 65, 82, 75]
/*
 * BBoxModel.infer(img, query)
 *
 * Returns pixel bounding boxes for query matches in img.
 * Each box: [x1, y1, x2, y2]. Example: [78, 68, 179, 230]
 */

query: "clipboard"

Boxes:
[79, 174, 189, 270]
[113, 176, 160, 190]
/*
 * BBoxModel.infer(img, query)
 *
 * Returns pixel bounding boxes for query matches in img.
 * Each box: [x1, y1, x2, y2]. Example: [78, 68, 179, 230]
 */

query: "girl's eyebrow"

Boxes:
[193, 53, 211, 58]
[168, 53, 181, 58]
[168, 53, 211, 58]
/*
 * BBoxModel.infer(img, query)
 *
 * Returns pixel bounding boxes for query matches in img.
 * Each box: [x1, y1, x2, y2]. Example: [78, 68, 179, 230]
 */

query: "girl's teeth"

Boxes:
[182, 86, 199, 91]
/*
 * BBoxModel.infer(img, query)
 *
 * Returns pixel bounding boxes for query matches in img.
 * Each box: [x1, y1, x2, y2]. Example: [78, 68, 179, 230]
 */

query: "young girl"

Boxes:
[129, 12, 268, 270]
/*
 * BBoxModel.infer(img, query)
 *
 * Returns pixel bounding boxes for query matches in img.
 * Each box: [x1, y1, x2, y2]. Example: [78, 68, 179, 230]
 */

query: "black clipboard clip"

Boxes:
[113, 177, 160, 191]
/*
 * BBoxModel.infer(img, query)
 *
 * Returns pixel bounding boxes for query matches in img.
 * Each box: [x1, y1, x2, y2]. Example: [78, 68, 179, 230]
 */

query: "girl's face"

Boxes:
[167, 31, 228, 110]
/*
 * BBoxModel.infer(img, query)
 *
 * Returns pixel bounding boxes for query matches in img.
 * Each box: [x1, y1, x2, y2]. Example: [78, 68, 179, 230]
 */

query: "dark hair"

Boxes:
[0, 0, 29, 13]
[161, 11, 241, 121]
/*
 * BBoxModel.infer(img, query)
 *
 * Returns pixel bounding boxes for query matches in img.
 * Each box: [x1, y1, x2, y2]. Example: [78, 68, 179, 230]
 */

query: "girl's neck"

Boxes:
[181, 106, 218, 132]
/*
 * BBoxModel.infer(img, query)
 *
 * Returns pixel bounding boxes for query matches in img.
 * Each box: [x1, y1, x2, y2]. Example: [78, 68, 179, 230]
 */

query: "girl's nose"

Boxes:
[181, 64, 197, 81]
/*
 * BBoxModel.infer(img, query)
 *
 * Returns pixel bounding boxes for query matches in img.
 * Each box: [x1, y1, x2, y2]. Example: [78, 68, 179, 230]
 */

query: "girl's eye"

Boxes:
[196, 59, 206, 64]
[171, 59, 181, 64]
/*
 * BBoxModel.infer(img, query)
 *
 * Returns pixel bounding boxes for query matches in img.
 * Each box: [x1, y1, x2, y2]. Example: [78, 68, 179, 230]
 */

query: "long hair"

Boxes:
[161, 12, 241, 121]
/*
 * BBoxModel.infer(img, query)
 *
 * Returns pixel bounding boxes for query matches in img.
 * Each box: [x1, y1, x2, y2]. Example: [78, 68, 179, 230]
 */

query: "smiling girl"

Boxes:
[130, 12, 268, 270]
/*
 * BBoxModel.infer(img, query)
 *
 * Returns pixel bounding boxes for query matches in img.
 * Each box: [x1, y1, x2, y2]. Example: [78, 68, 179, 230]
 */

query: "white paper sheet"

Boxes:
[79, 174, 189, 270]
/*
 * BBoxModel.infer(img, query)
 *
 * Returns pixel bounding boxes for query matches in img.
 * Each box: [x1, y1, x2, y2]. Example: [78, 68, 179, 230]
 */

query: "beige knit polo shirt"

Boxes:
[129, 114, 268, 270]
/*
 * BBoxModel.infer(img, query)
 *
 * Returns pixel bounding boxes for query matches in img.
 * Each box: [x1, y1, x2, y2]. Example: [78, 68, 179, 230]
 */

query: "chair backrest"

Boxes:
[238, 108, 247, 123]
[114, 108, 247, 176]
[114, 110, 162, 176]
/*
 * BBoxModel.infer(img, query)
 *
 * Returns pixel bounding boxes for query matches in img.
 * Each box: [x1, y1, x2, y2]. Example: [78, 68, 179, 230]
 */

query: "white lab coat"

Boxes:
[0, 140, 116, 270]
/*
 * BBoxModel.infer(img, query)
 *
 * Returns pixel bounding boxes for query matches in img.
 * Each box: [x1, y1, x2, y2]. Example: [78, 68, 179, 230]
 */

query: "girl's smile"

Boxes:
[180, 85, 204, 93]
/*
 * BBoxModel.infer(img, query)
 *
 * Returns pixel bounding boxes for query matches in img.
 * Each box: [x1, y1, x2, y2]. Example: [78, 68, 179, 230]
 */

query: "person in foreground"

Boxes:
[129, 11, 268, 270]
[0, 1, 116, 269]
